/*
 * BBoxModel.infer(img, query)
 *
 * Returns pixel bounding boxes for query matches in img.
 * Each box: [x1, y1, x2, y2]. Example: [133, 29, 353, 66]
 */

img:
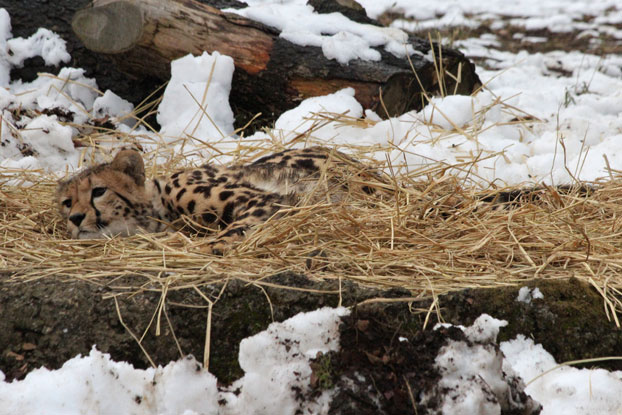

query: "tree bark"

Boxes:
[72, 0, 481, 120]
[1, 0, 170, 127]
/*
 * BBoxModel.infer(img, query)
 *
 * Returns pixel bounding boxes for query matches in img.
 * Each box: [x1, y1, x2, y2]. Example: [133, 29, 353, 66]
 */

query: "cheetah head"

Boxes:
[56, 149, 155, 239]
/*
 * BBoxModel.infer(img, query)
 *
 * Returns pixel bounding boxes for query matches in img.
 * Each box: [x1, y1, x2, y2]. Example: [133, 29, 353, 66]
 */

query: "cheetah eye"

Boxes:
[62, 199, 72, 208]
[92, 187, 107, 198]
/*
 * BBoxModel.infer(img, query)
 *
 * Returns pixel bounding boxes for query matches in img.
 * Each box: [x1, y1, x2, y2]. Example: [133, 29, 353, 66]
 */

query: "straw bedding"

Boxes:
[2, 149, 622, 319]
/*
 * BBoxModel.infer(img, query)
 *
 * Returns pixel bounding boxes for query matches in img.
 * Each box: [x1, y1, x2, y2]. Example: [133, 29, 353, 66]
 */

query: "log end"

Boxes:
[72, 1, 143, 54]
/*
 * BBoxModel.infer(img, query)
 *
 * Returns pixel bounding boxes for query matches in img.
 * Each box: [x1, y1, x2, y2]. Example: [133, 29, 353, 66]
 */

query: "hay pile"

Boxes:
[2, 148, 622, 319]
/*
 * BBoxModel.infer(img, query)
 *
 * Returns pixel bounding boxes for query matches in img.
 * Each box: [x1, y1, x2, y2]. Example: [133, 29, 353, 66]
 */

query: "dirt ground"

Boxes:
[2, 273, 621, 413]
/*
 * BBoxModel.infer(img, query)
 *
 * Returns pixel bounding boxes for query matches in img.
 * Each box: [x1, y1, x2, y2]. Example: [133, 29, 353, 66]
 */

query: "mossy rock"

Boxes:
[441, 277, 622, 369]
[1, 273, 621, 388]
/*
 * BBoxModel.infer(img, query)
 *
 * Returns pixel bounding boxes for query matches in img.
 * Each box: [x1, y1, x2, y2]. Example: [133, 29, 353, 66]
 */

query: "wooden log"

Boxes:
[72, 0, 481, 120]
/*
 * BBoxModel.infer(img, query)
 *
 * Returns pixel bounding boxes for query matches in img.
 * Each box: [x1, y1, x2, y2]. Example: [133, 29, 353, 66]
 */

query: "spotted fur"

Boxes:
[56, 147, 382, 254]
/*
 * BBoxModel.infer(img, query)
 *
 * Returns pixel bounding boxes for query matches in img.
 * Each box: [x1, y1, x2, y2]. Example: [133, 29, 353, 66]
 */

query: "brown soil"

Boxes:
[1, 273, 621, 414]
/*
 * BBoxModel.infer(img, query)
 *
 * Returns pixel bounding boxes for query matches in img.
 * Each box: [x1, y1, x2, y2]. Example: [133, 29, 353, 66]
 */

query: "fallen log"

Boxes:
[72, 0, 481, 121]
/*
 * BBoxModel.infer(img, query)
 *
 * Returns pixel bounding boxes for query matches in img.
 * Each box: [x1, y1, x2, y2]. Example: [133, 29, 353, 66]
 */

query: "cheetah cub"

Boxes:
[56, 147, 382, 253]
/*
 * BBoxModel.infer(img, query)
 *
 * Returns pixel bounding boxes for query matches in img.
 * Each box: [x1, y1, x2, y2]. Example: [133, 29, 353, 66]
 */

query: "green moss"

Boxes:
[441, 278, 622, 370]
[209, 298, 273, 384]
[311, 352, 337, 390]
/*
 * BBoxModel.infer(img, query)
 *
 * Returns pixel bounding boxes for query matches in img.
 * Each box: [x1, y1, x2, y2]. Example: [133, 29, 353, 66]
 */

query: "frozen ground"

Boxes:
[0, 308, 347, 415]
[2, 305, 621, 415]
[1, 0, 622, 413]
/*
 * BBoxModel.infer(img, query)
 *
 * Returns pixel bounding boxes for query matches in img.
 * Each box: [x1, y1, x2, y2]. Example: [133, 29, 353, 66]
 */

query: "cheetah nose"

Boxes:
[69, 213, 86, 227]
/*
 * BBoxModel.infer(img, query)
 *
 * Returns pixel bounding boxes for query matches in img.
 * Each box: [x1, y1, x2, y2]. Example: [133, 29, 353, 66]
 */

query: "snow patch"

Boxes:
[0, 348, 219, 415]
[502, 335, 622, 415]
[423, 314, 541, 414]
[0, 8, 70, 86]
[0, 307, 349, 415]
[517, 287, 544, 303]
[226, 0, 415, 64]
[92, 90, 135, 127]
[157, 51, 235, 147]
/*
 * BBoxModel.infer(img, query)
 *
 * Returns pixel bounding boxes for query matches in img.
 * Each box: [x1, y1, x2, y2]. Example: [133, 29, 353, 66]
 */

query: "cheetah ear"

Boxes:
[110, 149, 146, 186]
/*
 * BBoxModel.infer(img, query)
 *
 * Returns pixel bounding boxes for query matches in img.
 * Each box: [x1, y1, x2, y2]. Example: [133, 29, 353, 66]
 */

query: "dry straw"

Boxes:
[2, 69, 622, 324]
[3, 132, 622, 320]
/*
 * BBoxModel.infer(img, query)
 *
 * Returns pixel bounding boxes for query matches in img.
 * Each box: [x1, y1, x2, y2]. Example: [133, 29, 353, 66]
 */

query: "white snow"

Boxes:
[222, 307, 347, 413]
[225, 0, 415, 65]
[0, 349, 219, 415]
[92, 90, 135, 127]
[366, 0, 622, 39]
[0, 8, 70, 86]
[517, 286, 545, 303]
[157, 51, 235, 147]
[274, 87, 363, 134]
[428, 315, 622, 415]
[3, 0, 622, 413]
[2, 2, 622, 186]
[4, 307, 622, 414]
[423, 315, 527, 414]
[17, 115, 77, 170]
[502, 336, 622, 415]
[0, 307, 348, 415]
